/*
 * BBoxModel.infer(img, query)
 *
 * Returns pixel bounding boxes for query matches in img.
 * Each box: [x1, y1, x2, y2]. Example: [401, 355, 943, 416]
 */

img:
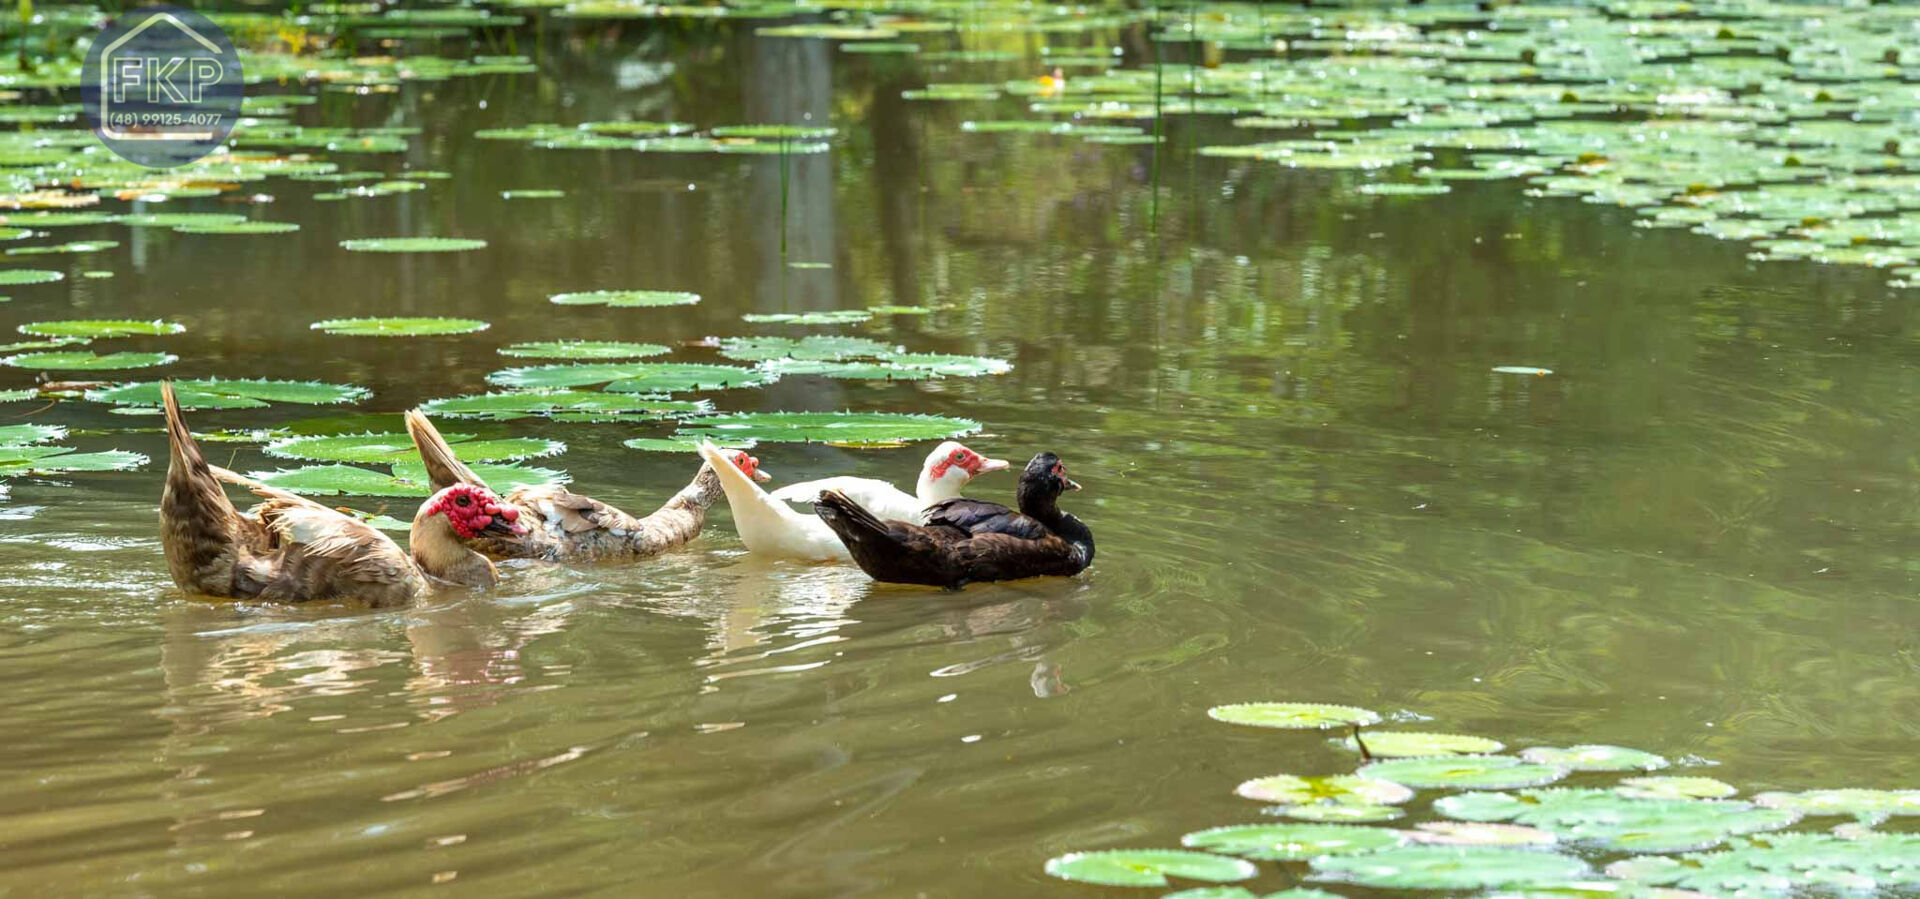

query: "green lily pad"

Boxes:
[710, 124, 839, 140]
[673, 411, 981, 445]
[6, 240, 118, 255]
[1, 351, 175, 370]
[550, 289, 701, 308]
[119, 213, 248, 229]
[623, 436, 757, 453]
[250, 462, 567, 497]
[19, 319, 184, 338]
[1208, 702, 1381, 730]
[88, 379, 369, 410]
[755, 359, 936, 380]
[0, 424, 65, 444]
[1519, 745, 1669, 772]
[740, 310, 872, 324]
[1182, 824, 1406, 861]
[1438, 789, 1801, 853]
[173, 222, 302, 235]
[716, 335, 898, 362]
[1407, 823, 1556, 847]
[340, 237, 488, 253]
[418, 392, 712, 420]
[0, 212, 119, 227]
[488, 362, 772, 392]
[1235, 774, 1414, 807]
[1358, 757, 1569, 791]
[498, 341, 670, 359]
[1044, 850, 1256, 888]
[880, 352, 1013, 376]
[501, 189, 566, 199]
[1752, 789, 1920, 818]
[310, 317, 491, 337]
[1281, 805, 1404, 823]
[1309, 847, 1589, 890]
[1345, 732, 1504, 758]
[0, 447, 147, 474]
[1617, 777, 1739, 801]
[0, 269, 65, 285]
[265, 432, 564, 464]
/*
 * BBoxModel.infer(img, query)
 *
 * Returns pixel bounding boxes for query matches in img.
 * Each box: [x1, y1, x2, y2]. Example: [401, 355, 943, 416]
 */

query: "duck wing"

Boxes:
[215, 468, 422, 604]
[954, 532, 1086, 583]
[769, 476, 906, 512]
[924, 498, 1051, 540]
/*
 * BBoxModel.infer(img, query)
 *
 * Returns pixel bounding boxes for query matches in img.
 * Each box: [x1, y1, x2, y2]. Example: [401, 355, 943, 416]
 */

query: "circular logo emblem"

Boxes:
[80, 6, 243, 168]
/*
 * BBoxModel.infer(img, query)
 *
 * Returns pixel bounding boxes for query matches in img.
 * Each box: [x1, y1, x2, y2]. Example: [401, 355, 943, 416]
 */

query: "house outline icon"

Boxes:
[97, 11, 226, 142]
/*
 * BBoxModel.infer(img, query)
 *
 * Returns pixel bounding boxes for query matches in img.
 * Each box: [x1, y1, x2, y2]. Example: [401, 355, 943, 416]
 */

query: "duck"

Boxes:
[404, 410, 769, 562]
[159, 382, 525, 605]
[696, 441, 852, 561]
[812, 452, 1095, 589]
[766, 441, 1010, 523]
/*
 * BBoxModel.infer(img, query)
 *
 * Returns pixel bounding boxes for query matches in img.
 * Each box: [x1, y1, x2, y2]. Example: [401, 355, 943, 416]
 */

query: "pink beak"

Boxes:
[974, 456, 1011, 474]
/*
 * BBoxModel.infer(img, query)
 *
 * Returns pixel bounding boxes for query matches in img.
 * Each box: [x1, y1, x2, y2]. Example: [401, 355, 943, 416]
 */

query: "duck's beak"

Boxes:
[975, 456, 1011, 474]
[1061, 476, 1082, 491]
[751, 465, 773, 484]
[482, 504, 527, 537]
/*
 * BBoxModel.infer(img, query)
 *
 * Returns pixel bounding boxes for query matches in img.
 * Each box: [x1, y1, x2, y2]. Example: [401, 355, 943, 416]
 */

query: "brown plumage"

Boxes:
[158, 382, 519, 605]
[404, 409, 770, 562]
[813, 452, 1095, 589]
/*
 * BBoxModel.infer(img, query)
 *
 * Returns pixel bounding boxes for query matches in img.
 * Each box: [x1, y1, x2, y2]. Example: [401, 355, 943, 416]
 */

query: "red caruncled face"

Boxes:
[732, 451, 762, 478]
[427, 485, 522, 539]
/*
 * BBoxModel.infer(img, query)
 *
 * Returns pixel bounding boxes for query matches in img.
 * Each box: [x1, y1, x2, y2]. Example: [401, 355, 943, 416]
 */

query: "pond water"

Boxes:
[3, 15, 1919, 899]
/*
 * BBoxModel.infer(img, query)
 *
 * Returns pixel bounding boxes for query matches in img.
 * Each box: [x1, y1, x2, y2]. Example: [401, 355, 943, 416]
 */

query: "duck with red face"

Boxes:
[405, 411, 769, 562]
[768, 440, 1010, 524]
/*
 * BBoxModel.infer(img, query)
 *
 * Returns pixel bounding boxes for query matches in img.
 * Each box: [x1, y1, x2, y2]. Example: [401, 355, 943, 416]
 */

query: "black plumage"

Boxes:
[814, 452, 1095, 589]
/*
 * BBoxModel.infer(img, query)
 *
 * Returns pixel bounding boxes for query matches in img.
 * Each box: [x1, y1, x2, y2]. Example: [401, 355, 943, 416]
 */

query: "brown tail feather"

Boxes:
[161, 381, 206, 475]
[405, 409, 488, 493]
[159, 381, 251, 594]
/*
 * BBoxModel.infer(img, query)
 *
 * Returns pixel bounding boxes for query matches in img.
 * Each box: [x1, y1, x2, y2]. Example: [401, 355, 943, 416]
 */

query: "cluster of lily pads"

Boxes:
[475, 121, 836, 155]
[1045, 701, 1920, 896]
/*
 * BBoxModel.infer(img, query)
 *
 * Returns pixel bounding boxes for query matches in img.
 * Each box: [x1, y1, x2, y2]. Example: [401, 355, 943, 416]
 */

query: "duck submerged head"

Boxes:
[424, 484, 527, 539]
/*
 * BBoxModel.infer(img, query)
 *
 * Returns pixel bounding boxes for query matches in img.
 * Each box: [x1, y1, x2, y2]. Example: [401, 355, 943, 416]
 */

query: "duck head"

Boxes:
[1015, 452, 1080, 514]
[731, 450, 772, 483]
[919, 441, 1010, 501]
[422, 484, 527, 539]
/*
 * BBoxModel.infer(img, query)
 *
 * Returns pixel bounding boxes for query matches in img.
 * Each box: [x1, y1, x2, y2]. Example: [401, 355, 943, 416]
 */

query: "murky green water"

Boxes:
[4, 20, 1920, 898]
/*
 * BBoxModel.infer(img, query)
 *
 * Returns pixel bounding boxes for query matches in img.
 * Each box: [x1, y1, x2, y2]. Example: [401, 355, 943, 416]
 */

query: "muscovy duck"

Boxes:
[767, 441, 1009, 523]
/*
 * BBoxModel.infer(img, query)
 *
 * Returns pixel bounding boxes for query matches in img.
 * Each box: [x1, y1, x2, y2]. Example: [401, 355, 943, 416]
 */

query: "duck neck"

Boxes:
[410, 515, 498, 588]
[678, 463, 726, 511]
[1018, 483, 1094, 565]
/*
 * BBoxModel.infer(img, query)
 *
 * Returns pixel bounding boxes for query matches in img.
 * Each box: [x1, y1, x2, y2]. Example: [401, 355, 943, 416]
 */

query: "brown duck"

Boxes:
[159, 382, 526, 605]
[404, 409, 770, 562]
[813, 452, 1095, 589]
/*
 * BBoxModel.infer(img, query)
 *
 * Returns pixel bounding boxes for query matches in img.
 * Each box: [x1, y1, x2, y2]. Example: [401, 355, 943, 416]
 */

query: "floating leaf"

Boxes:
[0, 447, 147, 474]
[1235, 774, 1414, 807]
[623, 436, 756, 453]
[501, 189, 565, 199]
[1519, 745, 1668, 772]
[1407, 823, 1556, 847]
[19, 319, 184, 338]
[0, 212, 118, 227]
[1344, 732, 1504, 758]
[755, 359, 936, 380]
[118, 213, 248, 229]
[488, 362, 772, 392]
[1043, 850, 1256, 888]
[1281, 805, 1404, 823]
[1752, 789, 1920, 819]
[1208, 702, 1381, 730]
[173, 221, 301, 235]
[0, 424, 65, 444]
[1, 351, 175, 370]
[710, 124, 838, 140]
[251, 462, 567, 497]
[716, 335, 898, 362]
[6, 240, 118, 255]
[880, 352, 1013, 376]
[1617, 777, 1739, 801]
[1359, 757, 1568, 791]
[550, 289, 700, 308]
[1438, 789, 1800, 853]
[265, 432, 564, 464]
[1492, 366, 1553, 376]
[498, 341, 670, 359]
[673, 411, 980, 445]
[740, 310, 872, 325]
[1182, 824, 1405, 861]
[0, 269, 65, 285]
[418, 392, 711, 420]
[88, 379, 369, 410]
[311, 317, 491, 337]
[1309, 847, 1589, 890]
[340, 237, 488, 253]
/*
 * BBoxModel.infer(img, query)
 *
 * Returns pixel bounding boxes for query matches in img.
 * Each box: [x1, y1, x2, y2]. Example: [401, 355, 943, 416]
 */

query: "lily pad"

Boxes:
[1309, 846, 1589, 890]
[489, 362, 772, 392]
[498, 341, 670, 359]
[673, 411, 980, 445]
[172, 222, 302, 235]
[755, 360, 936, 380]
[1281, 805, 1405, 823]
[265, 432, 564, 464]
[0, 424, 65, 444]
[118, 213, 248, 229]
[1043, 850, 1256, 888]
[880, 353, 1013, 376]
[1208, 702, 1381, 730]
[310, 317, 491, 337]
[1437, 789, 1801, 853]
[1344, 732, 1505, 758]
[623, 436, 757, 453]
[710, 124, 839, 140]
[740, 310, 872, 325]
[19, 319, 184, 339]
[716, 335, 898, 362]
[1752, 789, 1920, 819]
[501, 189, 565, 199]
[0, 269, 65, 285]
[88, 379, 369, 410]
[1406, 823, 1557, 847]
[418, 392, 711, 420]
[340, 237, 488, 253]
[1235, 774, 1414, 807]
[250, 462, 567, 497]
[1617, 777, 1739, 801]
[1182, 824, 1405, 861]
[1519, 745, 1669, 772]
[550, 289, 700, 308]
[6, 240, 118, 255]
[1, 351, 175, 370]
[0, 447, 147, 474]
[1358, 757, 1569, 791]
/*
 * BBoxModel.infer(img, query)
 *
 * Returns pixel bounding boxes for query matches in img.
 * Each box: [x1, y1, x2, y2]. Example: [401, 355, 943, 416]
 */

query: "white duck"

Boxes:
[698, 441, 850, 561]
[768, 441, 1009, 524]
